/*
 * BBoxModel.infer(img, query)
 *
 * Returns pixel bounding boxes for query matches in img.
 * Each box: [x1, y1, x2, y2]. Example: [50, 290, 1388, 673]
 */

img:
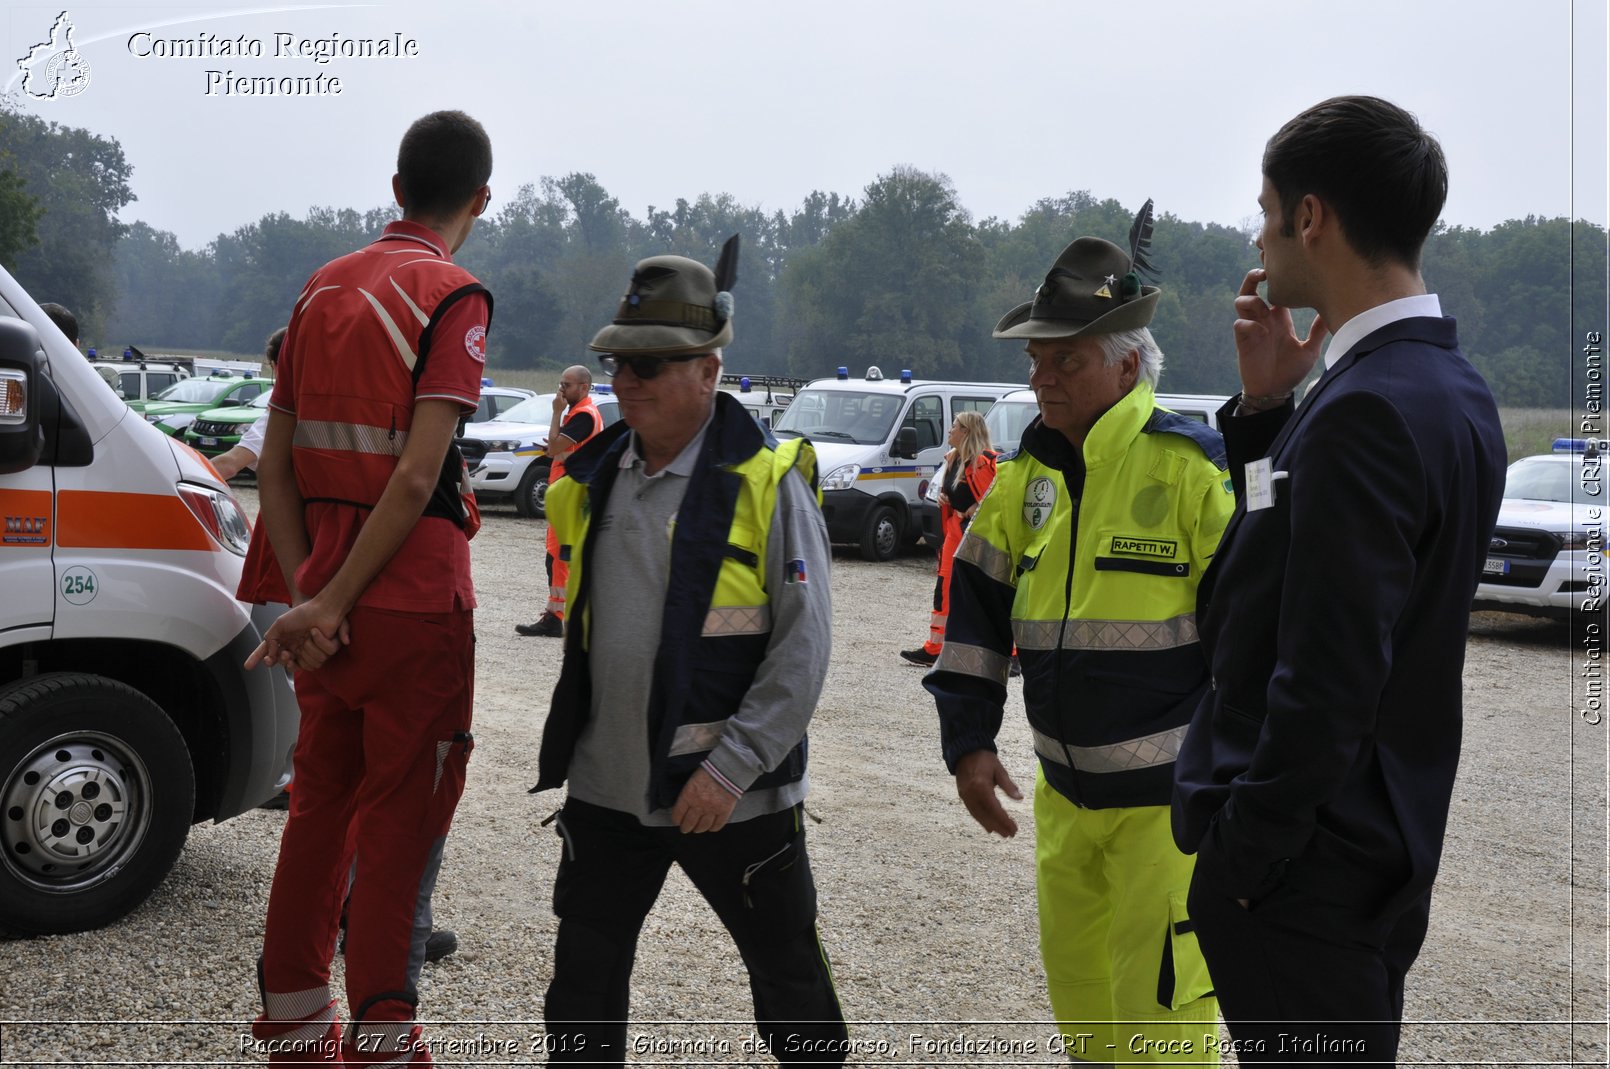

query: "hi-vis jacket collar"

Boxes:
[1020, 381, 1159, 473]
[564, 392, 773, 489]
[1017, 381, 1229, 477]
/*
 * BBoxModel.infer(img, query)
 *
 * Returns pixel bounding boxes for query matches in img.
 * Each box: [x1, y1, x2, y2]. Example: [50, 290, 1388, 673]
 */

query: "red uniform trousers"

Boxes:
[256, 604, 474, 1065]
[544, 523, 569, 620]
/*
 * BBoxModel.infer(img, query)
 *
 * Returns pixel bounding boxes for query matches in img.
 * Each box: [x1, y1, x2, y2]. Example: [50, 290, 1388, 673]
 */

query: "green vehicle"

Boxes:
[183, 390, 269, 457]
[139, 375, 272, 437]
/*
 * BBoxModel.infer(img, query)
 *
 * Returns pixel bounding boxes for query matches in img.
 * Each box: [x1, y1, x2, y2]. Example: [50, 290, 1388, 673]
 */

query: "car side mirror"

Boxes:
[895, 425, 918, 459]
[0, 318, 46, 475]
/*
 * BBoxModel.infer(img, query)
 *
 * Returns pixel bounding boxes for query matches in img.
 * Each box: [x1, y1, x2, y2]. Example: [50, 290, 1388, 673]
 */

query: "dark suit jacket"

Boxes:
[1172, 315, 1507, 916]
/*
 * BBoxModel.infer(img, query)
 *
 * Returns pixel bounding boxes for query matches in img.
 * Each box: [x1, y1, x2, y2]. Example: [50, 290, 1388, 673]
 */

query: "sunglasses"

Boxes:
[598, 352, 707, 380]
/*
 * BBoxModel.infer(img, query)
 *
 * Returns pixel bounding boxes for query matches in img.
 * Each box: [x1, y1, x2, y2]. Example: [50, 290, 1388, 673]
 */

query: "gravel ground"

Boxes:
[0, 489, 1604, 1067]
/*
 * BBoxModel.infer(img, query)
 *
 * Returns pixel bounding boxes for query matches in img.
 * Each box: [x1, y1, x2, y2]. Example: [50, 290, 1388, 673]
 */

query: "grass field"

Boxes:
[484, 367, 565, 394]
[1498, 408, 1575, 463]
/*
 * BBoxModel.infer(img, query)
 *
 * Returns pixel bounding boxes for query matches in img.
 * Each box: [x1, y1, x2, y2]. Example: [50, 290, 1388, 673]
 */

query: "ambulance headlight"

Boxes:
[481, 440, 522, 453]
[820, 464, 860, 491]
[177, 482, 252, 555]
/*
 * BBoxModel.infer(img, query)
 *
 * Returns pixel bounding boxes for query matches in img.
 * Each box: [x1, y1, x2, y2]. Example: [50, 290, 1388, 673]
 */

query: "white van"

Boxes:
[770, 367, 1021, 560]
[0, 265, 298, 935]
[719, 373, 803, 429]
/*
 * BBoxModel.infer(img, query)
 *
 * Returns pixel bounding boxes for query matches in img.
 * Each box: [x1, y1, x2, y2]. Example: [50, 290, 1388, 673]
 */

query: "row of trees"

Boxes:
[2, 107, 1603, 406]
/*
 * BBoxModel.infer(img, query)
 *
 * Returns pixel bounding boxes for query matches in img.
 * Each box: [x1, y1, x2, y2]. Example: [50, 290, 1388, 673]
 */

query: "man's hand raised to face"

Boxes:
[1232, 268, 1328, 400]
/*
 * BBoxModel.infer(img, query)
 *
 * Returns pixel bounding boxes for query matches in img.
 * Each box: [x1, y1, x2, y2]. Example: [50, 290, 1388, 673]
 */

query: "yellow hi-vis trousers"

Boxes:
[1035, 770, 1219, 1067]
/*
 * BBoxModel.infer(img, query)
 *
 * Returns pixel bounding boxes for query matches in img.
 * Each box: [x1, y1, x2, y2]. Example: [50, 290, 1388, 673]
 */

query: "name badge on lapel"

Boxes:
[1244, 458, 1288, 512]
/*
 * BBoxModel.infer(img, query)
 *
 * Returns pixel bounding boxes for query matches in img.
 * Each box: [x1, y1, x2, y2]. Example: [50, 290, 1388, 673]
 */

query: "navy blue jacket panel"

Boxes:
[1172, 315, 1507, 913]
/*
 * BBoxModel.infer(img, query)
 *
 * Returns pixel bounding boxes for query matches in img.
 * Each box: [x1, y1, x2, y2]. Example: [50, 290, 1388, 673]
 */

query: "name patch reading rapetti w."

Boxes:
[1109, 536, 1177, 558]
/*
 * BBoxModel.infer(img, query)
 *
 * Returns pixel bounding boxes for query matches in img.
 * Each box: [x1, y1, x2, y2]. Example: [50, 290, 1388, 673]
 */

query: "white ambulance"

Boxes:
[0, 265, 298, 936]
[769, 367, 1021, 560]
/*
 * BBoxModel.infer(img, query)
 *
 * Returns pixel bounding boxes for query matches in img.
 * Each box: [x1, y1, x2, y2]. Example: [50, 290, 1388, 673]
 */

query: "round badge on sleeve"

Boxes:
[464, 325, 487, 363]
[1023, 476, 1056, 530]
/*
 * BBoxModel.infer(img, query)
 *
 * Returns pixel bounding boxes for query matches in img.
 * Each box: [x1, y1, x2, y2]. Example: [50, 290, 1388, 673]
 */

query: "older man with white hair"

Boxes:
[925, 203, 1234, 1065]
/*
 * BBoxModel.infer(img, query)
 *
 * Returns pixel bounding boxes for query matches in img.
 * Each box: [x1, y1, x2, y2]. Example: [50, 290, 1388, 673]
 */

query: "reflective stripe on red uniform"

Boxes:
[545, 394, 604, 621]
[279, 226, 482, 515]
[253, 220, 487, 613]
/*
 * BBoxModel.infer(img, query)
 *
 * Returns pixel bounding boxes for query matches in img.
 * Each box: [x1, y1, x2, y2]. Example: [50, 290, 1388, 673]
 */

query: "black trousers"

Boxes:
[544, 798, 848, 1066]
[1188, 870, 1431, 1067]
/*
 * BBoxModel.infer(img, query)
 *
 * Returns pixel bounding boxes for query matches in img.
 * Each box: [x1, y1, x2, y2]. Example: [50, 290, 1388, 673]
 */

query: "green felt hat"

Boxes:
[589, 236, 739, 355]
[993, 200, 1161, 340]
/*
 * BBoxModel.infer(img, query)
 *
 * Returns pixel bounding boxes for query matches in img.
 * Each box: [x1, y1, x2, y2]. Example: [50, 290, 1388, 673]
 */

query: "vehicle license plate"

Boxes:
[199, 437, 219, 448]
[1483, 557, 1510, 575]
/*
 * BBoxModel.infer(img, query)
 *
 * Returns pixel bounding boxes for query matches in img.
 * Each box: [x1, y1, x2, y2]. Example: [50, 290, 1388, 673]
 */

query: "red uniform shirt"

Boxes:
[269, 220, 488, 613]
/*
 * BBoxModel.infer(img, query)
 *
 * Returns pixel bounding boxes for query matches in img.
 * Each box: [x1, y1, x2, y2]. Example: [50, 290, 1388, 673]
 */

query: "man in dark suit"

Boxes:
[1172, 96, 1508, 1065]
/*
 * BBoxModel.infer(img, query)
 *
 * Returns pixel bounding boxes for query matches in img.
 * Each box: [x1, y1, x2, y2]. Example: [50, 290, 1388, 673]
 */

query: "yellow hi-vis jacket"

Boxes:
[534, 393, 819, 810]
[925, 381, 1234, 808]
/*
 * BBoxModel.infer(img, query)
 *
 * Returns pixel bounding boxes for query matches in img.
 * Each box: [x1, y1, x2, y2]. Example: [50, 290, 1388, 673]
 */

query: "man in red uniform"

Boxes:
[516, 364, 602, 637]
[245, 109, 493, 1066]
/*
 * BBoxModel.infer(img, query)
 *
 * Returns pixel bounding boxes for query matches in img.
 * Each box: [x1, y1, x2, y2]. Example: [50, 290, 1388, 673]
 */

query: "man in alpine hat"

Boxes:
[532, 236, 849, 1066]
[924, 203, 1234, 1064]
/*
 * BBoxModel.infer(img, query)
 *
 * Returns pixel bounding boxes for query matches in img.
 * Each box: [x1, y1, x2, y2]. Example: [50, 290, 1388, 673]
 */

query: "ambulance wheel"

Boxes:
[515, 461, 551, 519]
[0, 673, 195, 936]
[859, 504, 901, 562]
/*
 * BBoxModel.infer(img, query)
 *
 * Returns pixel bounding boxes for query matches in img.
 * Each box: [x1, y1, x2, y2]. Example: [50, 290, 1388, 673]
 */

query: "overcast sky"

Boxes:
[4, 0, 1606, 251]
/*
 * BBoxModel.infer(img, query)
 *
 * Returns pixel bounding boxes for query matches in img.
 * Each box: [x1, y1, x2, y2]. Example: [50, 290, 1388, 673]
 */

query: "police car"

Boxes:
[1473, 439, 1605, 619]
[458, 386, 621, 518]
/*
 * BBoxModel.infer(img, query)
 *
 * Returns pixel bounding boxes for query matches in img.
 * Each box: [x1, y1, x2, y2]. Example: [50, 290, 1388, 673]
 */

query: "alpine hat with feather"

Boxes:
[993, 200, 1161, 340]
[589, 235, 741, 356]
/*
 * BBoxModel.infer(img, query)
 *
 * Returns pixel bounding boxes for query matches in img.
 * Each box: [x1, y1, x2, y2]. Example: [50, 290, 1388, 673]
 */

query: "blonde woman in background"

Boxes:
[902, 410, 997, 667]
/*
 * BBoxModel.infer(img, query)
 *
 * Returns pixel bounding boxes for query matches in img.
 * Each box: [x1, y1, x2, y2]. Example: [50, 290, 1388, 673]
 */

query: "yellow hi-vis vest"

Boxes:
[932, 381, 1234, 808]
[534, 394, 819, 808]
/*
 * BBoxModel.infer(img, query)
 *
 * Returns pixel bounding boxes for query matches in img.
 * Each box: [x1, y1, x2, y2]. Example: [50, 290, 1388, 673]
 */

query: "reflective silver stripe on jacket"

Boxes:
[954, 532, 1016, 585]
[1032, 724, 1188, 773]
[267, 1004, 338, 1052]
[262, 984, 333, 1022]
[703, 604, 771, 636]
[669, 719, 728, 757]
[933, 640, 1011, 685]
[1013, 613, 1199, 651]
[293, 419, 407, 456]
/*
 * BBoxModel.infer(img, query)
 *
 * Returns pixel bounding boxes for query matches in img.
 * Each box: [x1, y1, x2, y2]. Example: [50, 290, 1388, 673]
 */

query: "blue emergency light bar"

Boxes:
[837, 366, 849, 380]
[900, 369, 912, 383]
[1554, 438, 1601, 454]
